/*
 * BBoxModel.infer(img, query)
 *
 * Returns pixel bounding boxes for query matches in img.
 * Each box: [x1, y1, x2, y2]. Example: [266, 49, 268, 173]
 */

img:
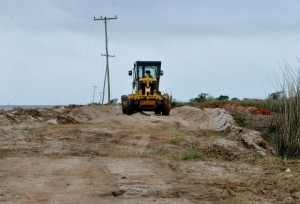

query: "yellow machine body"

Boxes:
[121, 61, 171, 115]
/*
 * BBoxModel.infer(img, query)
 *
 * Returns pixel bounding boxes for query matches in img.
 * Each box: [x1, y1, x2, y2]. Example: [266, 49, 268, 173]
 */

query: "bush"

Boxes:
[233, 112, 247, 127]
[274, 63, 300, 158]
[217, 95, 229, 101]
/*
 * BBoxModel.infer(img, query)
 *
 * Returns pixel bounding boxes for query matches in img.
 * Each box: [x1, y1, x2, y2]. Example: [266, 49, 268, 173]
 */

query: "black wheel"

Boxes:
[122, 105, 127, 114]
[162, 101, 170, 116]
[121, 95, 128, 102]
[121, 95, 128, 114]
[127, 99, 134, 115]
[155, 109, 161, 115]
[155, 101, 162, 115]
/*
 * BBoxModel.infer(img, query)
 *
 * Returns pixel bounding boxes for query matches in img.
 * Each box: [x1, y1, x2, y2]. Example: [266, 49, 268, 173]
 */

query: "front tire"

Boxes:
[122, 105, 127, 114]
[155, 109, 161, 115]
[121, 95, 128, 114]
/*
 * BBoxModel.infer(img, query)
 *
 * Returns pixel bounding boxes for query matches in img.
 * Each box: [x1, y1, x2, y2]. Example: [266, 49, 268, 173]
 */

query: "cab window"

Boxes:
[138, 65, 158, 78]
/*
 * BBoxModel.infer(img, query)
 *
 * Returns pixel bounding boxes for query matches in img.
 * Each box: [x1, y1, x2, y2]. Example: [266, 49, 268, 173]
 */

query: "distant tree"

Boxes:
[217, 95, 229, 101]
[268, 91, 283, 100]
[231, 97, 239, 101]
[190, 93, 210, 103]
[197, 93, 209, 101]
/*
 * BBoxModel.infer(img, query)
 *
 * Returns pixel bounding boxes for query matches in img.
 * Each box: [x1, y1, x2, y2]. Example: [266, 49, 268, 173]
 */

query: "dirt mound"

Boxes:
[67, 104, 120, 123]
[56, 115, 78, 124]
[203, 138, 246, 161]
[14, 108, 40, 117]
[171, 106, 236, 131]
[170, 106, 274, 159]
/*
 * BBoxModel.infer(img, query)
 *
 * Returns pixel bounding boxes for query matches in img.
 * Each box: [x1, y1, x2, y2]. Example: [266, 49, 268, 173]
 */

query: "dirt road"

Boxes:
[0, 105, 300, 203]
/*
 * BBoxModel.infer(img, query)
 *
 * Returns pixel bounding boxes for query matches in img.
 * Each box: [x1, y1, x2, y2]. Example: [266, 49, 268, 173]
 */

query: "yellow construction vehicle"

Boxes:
[121, 61, 171, 115]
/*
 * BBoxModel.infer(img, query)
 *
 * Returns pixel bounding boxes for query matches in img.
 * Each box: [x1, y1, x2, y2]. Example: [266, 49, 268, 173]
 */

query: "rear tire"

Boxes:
[127, 99, 134, 115]
[162, 101, 170, 116]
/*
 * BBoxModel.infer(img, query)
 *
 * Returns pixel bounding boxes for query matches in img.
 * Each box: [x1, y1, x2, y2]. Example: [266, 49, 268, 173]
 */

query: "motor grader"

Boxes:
[121, 61, 171, 115]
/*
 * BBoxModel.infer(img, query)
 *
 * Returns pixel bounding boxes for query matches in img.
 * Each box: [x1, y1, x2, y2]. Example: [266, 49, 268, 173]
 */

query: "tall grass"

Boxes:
[238, 100, 282, 113]
[275, 63, 300, 158]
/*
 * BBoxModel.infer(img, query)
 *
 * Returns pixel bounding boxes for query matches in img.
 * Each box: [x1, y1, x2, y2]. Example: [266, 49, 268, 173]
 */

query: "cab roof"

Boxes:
[135, 61, 161, 66]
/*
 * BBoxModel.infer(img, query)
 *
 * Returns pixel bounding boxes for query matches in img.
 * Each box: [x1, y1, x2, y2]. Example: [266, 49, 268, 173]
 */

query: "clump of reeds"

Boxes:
[275, 62, 300, 158]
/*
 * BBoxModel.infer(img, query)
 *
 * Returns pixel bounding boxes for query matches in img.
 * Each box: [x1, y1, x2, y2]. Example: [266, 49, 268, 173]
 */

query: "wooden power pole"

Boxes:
[94, 16, 117, 104]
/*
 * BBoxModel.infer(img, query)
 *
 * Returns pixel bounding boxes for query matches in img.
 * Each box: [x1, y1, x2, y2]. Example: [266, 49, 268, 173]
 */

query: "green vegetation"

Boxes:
[168, 131, 187, 145]
[178, 149, 206, 161]
[238, 99, 281, 113]
[189, 93, 212, 103]
[171, 91, 282, 113]
[169, 95, 185, 108]
[190, 97, 281, 113]
[232, 112, 247, 128]
[170, 100, 185, 108]
[169, 136, 180, 145]
[273, 64, 300, 159]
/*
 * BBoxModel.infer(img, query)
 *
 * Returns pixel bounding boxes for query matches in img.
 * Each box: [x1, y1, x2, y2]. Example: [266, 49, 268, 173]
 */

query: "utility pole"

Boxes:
[92, 86, 97, 103]
[94, 15, 117, 104]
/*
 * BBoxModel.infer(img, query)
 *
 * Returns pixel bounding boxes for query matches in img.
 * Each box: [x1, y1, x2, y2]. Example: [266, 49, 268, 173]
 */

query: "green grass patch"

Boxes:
[168, 131, 187, 145]
[178, 149, 206, 161]
[169, 137, 180, 145]
[171, 101, 185, 108]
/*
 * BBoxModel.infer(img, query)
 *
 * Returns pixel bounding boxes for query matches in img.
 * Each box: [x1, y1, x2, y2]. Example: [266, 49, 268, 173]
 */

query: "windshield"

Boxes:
[138, 65, 158, 78]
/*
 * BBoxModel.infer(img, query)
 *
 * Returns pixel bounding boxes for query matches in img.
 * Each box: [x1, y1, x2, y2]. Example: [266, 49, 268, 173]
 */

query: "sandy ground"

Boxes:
[0, 105, 300, 203]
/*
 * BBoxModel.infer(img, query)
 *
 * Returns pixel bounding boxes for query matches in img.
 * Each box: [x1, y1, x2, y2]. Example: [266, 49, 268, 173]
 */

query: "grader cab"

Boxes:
[121, 61, 171, 115]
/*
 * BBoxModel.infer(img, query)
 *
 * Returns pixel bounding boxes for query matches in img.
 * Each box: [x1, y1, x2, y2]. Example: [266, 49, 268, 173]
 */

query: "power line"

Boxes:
[87, 18, 101, 62]
[49, 0, 91, 20]
[56, 0, 91, 19]
[94, 16, 118, 104]
[76, 0, 95, 17]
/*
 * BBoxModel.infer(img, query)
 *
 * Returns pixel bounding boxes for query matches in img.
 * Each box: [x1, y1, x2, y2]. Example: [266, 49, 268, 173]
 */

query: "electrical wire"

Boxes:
[49, 0, 91, 20]
[76, 0, 95, 17]
[87, 21, 101, 62]
[57, 0, 92, 19]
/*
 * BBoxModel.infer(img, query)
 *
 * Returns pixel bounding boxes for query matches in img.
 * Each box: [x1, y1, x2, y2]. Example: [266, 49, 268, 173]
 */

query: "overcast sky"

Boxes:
[1, 0, 300, 105]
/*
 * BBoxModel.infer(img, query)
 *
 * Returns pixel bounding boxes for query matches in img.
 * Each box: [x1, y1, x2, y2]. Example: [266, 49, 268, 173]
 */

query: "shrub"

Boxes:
[217, 95, 229, 101]
[233, 112, 247, 127]
[274, 63, 300, 158]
